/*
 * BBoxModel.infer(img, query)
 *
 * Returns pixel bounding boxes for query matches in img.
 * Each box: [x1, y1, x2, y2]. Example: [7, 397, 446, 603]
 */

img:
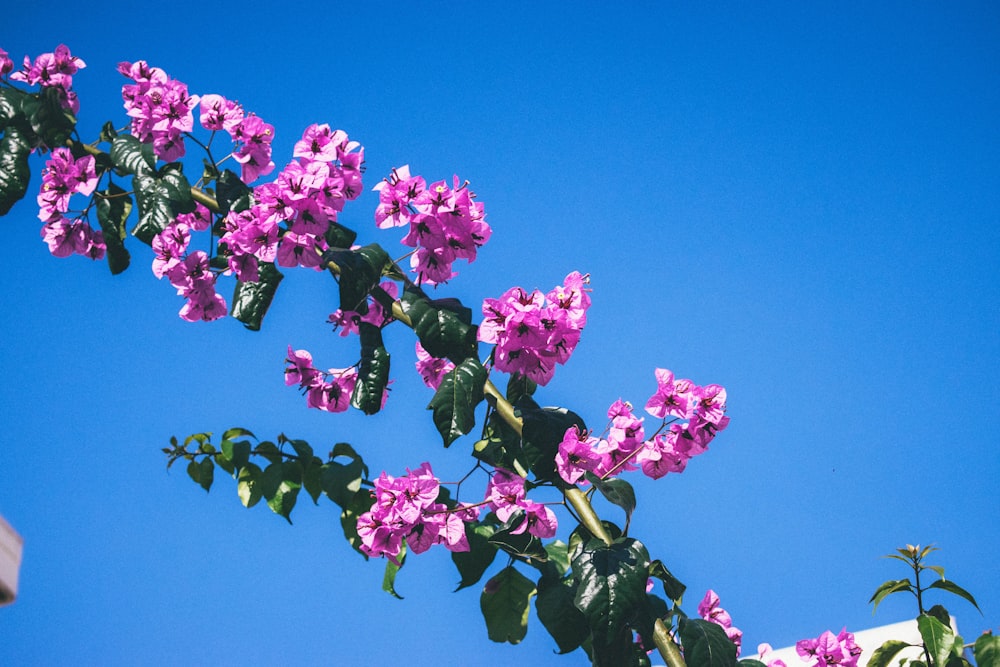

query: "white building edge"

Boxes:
[0, 514, 23, 606]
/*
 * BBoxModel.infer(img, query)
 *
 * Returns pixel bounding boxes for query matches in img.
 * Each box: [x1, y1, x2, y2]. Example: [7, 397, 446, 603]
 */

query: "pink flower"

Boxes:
[555, 426, 604, 484]
[414, 341, 455, 390]
[698, 589, 742, 657]
[795, 629, 862, 667]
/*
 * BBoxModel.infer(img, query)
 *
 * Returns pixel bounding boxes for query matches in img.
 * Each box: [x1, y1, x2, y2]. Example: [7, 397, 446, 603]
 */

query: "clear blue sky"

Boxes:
[2, 2, 998, 665]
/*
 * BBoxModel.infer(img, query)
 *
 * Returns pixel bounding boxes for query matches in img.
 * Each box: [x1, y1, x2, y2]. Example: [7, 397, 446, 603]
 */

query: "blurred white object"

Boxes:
[761, 618, 959, 665]
[0, 514, 23, 606]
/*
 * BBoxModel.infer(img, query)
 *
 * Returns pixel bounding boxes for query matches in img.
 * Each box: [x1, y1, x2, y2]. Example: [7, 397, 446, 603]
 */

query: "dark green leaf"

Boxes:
[927, 579, 982, 613]
[544, 540, 571, 577]
[648, 560, 686, 604]
[21, 87, 75, 148]
[110, 135, 154, 177]
[452, 523, 498, 591]
[254, 440, 283, 464]
[506, 373, 537, 405]
[518, 400, 587, 482]
[481, 566, 536, 644]
[231, 262, 283, 330]
[927, 604, 951, 627]
[320, 459, 365, 509]
[866, 640, 914, 667]
[215, 168, 251, 214]
[382, 546, 406, 600]
[222, 427, 256, 441]
[427, 357, 487, 447]
[739, 660, 767, 667]
[221, 439, 251, 474]
[572, 537, 650, 648]
[156, 163, 195, 214]
[869, 578, 914, 613]
[302, 457, 323, 504]
[0, 88, 24, 130]
[918, 613, 959, 666]
[325, 244, 390, 312]
[488, 511, 549, 564]
[974, 633, 999, 667]
[0, 126, 31, 216]
[324, 220, 357, 249]
[237, 462, 263, 507]
[351, 322, 391, 415]
[678, 618, 738, 667]
[473, 410, 522, 470]
[95, 183, 132, 274]
[99, 121, 118, 143]
[536, 575, 589, 654]
[406, 290, 479, 363]
[131, 174, 174, 244]
[186, 458, 214, 493]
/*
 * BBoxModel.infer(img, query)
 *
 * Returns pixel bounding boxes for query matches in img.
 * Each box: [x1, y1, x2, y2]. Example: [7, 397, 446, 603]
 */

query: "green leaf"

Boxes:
[869, 578, 914, 613]
[259, 461, 302, 523]
[237, 462, 263, 507]
[488, 511, 549, 564]
[156, 163, 195, 215]
[110, 134, 155, 177]
[350, 322, 390, 415]
[452, 523, 498, 591]
[325, 244, 391, 312]
[186, 458, 214, 493]
[572, 536, 650, 649]
[648, 559, 686, 604]
[222, 427, 256, 441]
[974, 633, 1000, 667]
[95, 183, 132, 274]
[918, 614, 959, 667]
[927, 604, 951, 627]
[544, 540, 571, 577]
[678, 617, 738, 667]
[536, 574, 589, 654]
[506, 373, 537, 405]
[131, 174, 174, 244]
[0, 88, 24, 130]
[403, 287, 479, 363]
[382, 546, 406, 600]
[866, 640, 913, 667]
[427, 358, 487, 447]
[517, 399, 587, 482]
[221, 439, 251, 474]
[481, 566, 537, 644]
[302, 457, 323, 505]
[215, 168, 251, 215]
[231, 262, 283, 330]
[20, 87, 76, 148]
[320, 459, 365, 509]
[99, 120, 118, 143]
[738, 661, 767, 667]
[589, 474, 637, 530]
[473, 410, 522, 470]
[927, 579, 982, 613]
[0, 125, 32, 216]
[324, 220, 357, 249]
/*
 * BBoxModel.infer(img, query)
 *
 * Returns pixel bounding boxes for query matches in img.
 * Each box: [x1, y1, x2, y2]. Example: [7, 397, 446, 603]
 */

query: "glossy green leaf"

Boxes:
[918, 613, 959, 666]
[866, 640, 914, 667]
[974, 633, 999, 667]
[403, 287, 479, 362]
[186, 458, 214, 493]
[99, 120, 118, 143]
[678, 617, 738, 667]
[572, 537, 650, 649]
[237, 462, 263, 508]
[382, 546, 406, 600]
[0, 88, 23, 129]
[452, 523, 498, 591]
[518, 399, 587, 482]
[544, 540, 571, 577]
[20, 86, 75, 148]
[110, 134, 155, 177]
[231, 262, 283, 331]
[351, 322, 390, 415]
[428, 357, 487, 447]
[215, 168, 251, 214]
[536, 575, 588, 654]
[324, 220, 357, 249]
[488, 511, 549, 564]
[95, 183, 132, 274]
[0, 125, 31, 216]
[325, 243, 390, 312]
[869, 578, 914, 613]
[131, 174, 174, 244]
[927, 579, 982, 613]
[648, 559, 686, 604]
[481, 566, 536, 644]
[473, 410, 522, 470]
[156, 163, 195, 214]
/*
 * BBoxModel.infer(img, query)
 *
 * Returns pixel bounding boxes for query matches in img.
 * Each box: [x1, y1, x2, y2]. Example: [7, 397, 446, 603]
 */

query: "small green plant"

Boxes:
[867, 544, 997, 667]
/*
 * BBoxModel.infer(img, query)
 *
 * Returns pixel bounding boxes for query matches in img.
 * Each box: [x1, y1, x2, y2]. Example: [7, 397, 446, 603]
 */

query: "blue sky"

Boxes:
[1, 2, 998, 665]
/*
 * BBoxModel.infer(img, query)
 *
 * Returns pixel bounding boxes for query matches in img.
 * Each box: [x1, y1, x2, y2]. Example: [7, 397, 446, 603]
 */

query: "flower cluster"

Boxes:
[373, 165, 490, 285]
[37, 147, 105, 260]
[118, 61, 199, 162]
[150, 206, 227, 322]
[356, 462, 477, 563]
[284, 346, 361, 413]
[698, 590, 743, 657]
[756, 644, 788, 667]
[7, 44, 85, 113]
[199, 94, 275, 184]
[479, 271, 591, 385]
[218, 124, 363, 280]
[485, 469, 557, 538]
[556, 368, 729, 484]
[795, 629, 862, 667]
